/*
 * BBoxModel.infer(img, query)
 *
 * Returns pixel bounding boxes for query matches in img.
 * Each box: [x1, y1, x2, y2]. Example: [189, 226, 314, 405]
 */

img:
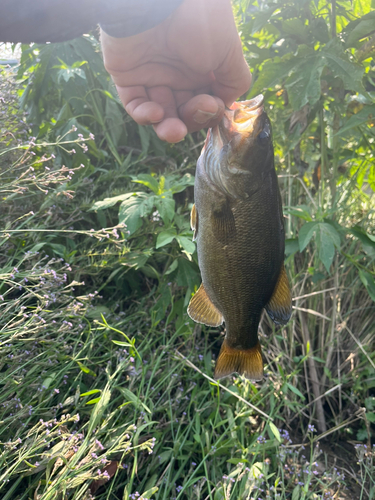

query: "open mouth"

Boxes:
[210, 95, 265, 147]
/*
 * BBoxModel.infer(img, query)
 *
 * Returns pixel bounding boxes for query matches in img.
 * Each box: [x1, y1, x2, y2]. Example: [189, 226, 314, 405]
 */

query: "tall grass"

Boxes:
[1, 0, 375, 496]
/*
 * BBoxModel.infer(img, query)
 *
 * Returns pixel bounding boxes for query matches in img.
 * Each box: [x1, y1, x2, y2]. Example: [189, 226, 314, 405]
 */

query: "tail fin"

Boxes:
[214, 338, 263, 381]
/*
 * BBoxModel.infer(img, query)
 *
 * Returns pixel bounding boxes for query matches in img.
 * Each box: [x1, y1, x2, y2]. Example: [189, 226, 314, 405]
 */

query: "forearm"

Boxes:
[0, 0, 183, 43]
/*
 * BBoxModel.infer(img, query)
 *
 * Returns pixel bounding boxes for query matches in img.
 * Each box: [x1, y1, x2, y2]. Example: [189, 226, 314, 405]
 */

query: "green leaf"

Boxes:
[132, 174, 159, 194]
[299, 221, 318, 251]
[155, 195, 175, 224]
[322, 39, 366, 96]
[86, 397, 101, 405]
[57, 67, 85, 83]
[359, 270, 375, 301]
[322, 223, 341, 246]
[112, 340, 133, 348]
[86, 305, 111, 319]
[249, 57, 296, 97]
[366, 412, 375, 423]
[269, 422, 282, 442]
[87, 384, 111, 435]
[137, 124, 151, 154]
[310, 17, 330, 43]
[142, 487, 159, 499]
[119, 193, 155, 235]
[176, 235, 196, 255]
[285, 238, 299, 257]
[176, 258, 200, 291]
[247, 6, 278, 34]
[318, 223, 340, 272]
[285, 205, 312, 221]
[118, 387, 151, 414]
[318, 236, 334, 273]
[165, 259, 178, 275]
[345, 12, 375, 46]
[368, 164, 375, 192]
[285, 54, 325, 110]
[156, 230, 177, 249]
[91, 193, 132, 211]
[80, 389, 101, 397]
[122, 250, 151, 269]
[169, 173, 195, 194]
[286, 382, 305, 400]
[292, 485, 301, 500]
[282, 18, 310, 42]
[337, 105, 375, 135]
[76, 361, 96, 377]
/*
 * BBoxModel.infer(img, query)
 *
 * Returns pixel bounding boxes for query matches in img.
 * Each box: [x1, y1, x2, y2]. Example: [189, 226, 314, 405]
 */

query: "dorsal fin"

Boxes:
[187, 283, 223, 327]
[214, 338, 263, 380]
[265, 264, 292, 325]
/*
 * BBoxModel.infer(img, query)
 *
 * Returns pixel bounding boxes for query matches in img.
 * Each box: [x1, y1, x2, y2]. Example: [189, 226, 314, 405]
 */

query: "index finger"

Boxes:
[116, 85, 165, 125]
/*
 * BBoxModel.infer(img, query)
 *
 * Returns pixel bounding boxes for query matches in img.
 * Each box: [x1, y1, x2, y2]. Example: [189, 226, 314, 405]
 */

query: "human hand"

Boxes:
[101, 0, 251, 143]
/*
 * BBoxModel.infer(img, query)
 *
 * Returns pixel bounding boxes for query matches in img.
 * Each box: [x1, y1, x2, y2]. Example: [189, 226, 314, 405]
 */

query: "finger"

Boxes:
[115, 85, 165, 125]
[177, 94, 225, 133]
[147, 86, 188, 143]
[212, 40, 252, 107]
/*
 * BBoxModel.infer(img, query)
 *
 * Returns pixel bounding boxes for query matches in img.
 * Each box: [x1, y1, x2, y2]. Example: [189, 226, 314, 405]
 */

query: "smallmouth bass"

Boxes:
[188, 95, 292, 380]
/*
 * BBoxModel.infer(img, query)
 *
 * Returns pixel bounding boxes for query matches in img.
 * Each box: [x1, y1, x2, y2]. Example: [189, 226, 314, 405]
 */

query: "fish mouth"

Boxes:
[208, 95, 265, 150]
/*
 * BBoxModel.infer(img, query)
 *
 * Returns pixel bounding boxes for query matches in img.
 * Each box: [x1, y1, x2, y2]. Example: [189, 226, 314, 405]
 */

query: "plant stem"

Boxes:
[331, 0, 337, 38]
[299, 311, 327, 433]
[287, 153, 292, 237]
[319, 107, 326, 211]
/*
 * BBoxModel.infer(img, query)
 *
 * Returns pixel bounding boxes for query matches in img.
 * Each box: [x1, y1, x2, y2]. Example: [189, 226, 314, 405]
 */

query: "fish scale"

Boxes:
[188, 95, 292, 380]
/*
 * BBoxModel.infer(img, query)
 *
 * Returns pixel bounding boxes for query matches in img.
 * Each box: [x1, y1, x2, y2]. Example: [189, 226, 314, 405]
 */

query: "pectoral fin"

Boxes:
[187, 283, 223, 327]
[190, 203, 198, 241]
[211, 200, 236, 245]
[265, 264, 292, 325]
[214, 338, 263, 381]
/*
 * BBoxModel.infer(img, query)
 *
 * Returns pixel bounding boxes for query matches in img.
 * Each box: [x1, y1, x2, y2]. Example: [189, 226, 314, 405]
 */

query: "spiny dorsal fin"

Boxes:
[214, 338, 263, 381]
[211, 200, 236, 245]
[190, 203, 198, 242]
[187, 283, 223, 327]
[265, 264, 292, 325]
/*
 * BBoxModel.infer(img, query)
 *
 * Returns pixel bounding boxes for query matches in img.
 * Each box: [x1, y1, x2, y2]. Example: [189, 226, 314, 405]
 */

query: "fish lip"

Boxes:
[231, 94, 264, 114]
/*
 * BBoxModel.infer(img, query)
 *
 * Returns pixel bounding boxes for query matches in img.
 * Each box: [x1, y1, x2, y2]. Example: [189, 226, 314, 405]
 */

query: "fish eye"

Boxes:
[258, 129, 270, 142]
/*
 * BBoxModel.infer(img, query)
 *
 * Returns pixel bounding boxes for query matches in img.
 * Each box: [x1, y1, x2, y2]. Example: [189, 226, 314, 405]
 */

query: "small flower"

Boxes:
[307, 424, 316, 433]
[96, 439, 104, 450]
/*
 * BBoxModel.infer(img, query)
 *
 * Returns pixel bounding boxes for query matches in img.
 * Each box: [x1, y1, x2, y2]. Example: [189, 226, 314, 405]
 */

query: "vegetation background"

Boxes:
[0, 0, 374, 498]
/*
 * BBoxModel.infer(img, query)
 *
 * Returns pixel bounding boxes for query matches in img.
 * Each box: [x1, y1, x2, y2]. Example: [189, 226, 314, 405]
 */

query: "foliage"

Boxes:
[1, 0, 375, 498]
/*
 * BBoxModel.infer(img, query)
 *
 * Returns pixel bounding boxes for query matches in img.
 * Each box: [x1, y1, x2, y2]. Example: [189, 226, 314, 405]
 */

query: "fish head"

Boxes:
[200, 95, 273, 197]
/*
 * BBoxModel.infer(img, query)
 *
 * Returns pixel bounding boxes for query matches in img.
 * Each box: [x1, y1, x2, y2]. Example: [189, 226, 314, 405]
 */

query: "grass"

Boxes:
[1, 63, 375, 500]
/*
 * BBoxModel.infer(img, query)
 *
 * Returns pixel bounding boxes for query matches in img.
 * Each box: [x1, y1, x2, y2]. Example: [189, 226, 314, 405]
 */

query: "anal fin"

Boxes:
[187, 283, 223, 327]
[265, 264, 292, 325]
[214, 338, 263, 381]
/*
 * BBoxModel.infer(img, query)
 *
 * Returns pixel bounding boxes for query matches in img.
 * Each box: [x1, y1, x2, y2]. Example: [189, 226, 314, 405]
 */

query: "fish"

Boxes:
[187, 95, 292, 381]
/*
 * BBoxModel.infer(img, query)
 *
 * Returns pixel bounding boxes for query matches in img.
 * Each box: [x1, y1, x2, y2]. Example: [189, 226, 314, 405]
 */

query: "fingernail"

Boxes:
[193, 110, 219, 124]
